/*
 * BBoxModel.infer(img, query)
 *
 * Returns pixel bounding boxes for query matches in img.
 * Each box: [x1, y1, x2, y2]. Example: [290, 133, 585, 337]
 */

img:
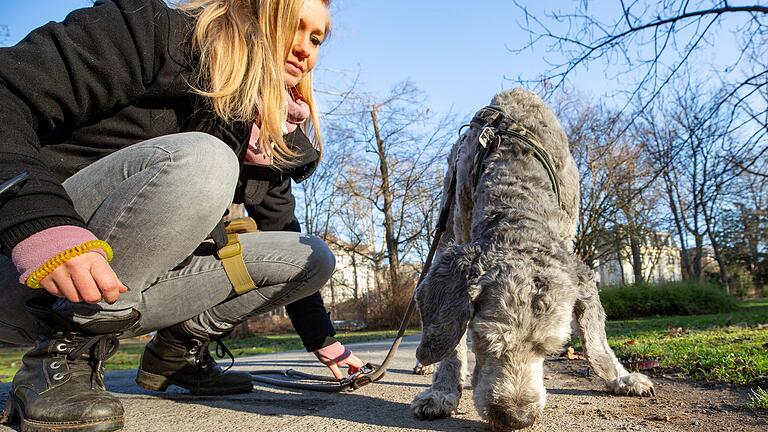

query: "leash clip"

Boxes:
[478, 127, 495, 148]
[340, 363, 377, 390]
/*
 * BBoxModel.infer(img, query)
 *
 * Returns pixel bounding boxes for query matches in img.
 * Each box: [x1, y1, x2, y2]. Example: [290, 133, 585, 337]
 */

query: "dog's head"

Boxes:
[416, 88, 579, 430]
[416, 245, 575, 430]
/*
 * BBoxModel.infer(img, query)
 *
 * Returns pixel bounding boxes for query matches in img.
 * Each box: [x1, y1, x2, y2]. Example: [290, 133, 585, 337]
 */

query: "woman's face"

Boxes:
[285, 0, 328, 88]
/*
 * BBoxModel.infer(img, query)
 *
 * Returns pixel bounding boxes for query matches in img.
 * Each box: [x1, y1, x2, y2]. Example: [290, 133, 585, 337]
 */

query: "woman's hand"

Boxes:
[314, 341, 365, 380]
[39, 251, 128, 304]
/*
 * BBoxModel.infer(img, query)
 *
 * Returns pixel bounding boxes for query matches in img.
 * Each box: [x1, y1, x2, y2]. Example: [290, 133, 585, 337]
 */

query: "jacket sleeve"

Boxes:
[245, 177, 338, 352]
[0, 0, 169, 254]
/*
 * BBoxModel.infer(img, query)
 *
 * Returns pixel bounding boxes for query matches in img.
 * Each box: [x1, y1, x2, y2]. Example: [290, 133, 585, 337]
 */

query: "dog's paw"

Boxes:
[607, 373, 655, 397]
[413, 362, 435, 375]
[410, 388, 460, 420]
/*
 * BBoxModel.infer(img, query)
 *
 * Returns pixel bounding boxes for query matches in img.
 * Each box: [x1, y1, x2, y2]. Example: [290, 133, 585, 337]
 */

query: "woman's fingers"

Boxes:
[341, 353, 365, 374]
[314, 342, 366, 378]
[69, 262, 103, 304]
[326, 363, 344, 380]
[35, 252, 126, 305]
[45, 268, 83, 303]
[38, 277, 63, 298]
[89, 256, 126, 304]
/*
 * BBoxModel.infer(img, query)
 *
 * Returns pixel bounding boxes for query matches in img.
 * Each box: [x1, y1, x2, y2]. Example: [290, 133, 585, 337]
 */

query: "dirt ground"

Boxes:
[0, 336, 765, 431]
[528, 357, 767, 431]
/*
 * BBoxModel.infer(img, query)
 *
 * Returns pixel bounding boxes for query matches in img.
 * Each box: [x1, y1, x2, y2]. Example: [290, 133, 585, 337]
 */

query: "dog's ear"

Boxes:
[415, 244, 479, 366]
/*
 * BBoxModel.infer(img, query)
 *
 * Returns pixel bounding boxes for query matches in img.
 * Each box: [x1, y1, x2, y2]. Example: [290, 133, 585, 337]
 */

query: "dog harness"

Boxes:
[468, 105, 562, 208]
[239, 104, 562, 393]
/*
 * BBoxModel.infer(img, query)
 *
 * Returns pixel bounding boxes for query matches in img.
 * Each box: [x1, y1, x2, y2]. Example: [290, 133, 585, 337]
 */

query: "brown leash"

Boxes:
[251, 102, 557, 392]
[251, 164, 458, 392]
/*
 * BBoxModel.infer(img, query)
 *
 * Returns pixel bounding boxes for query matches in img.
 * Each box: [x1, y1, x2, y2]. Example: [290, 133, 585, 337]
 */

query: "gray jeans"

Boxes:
[0, 132, 334, 344]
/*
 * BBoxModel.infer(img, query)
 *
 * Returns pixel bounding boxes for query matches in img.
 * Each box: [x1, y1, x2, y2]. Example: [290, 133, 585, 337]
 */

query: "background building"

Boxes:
[596, 232, 682, 287]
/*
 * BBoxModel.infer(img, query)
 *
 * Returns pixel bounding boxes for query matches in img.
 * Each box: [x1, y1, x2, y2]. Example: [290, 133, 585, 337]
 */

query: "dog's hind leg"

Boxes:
[410, 332, 468, 419]
[573, 264, 655, 397]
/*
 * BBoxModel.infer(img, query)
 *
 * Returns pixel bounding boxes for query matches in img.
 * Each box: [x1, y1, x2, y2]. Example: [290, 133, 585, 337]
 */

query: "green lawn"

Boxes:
[1, 300, 766, 386]
[0, 329, 418, 383]
[598, 298, 768, 385]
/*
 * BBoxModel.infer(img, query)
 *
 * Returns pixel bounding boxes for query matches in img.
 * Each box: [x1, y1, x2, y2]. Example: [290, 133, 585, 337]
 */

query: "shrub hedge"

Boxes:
[599, 281, 738, 320]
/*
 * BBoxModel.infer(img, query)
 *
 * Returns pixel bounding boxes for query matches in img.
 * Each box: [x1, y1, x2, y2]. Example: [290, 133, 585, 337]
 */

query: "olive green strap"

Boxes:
[217, 217, 259, 295]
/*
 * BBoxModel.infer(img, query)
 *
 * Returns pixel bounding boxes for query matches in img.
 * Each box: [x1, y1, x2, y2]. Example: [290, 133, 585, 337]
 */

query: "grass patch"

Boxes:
[600, 281, 738, 320]
[747, 387, 768, 410]
[0, 329, 417, 383]
[583, 298, 768, 385]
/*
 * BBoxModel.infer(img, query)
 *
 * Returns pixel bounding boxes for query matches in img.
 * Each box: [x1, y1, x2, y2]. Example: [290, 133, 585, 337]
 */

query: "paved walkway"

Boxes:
[0, 335, 765, 431]
[0, 336, 486, 432]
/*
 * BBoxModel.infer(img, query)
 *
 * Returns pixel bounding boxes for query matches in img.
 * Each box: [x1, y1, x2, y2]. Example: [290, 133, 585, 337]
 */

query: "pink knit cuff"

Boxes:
[11, 226, 107, 284]
[314, 342, 351, 365]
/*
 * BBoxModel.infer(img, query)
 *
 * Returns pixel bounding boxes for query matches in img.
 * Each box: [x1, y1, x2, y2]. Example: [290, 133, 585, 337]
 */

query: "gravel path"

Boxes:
[0, 335, 765, 431]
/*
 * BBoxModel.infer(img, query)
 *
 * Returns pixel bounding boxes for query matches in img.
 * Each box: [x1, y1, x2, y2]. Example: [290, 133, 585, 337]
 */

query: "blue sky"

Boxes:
[0, 1, 743, 121]
[0, 0, 617, 121]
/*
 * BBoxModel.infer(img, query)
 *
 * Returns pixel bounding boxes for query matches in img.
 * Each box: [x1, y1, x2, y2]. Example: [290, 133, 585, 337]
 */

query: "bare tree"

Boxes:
[637, 79, 736, 283]
[556, 91, 657, 271]
[716, 160, 768, 289]
[296, 127, 352, 237]
[514, 1, 768, 177]
[323, 80, 453, 293]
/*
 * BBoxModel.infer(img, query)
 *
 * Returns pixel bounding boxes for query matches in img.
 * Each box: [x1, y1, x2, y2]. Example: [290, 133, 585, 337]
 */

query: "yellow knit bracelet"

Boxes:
[25, 240, 114, 289]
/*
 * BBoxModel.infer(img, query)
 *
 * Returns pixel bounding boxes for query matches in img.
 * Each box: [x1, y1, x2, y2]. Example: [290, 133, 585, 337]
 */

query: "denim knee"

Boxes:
[163, 132, 240, 212]
[302, 235, 336, 289]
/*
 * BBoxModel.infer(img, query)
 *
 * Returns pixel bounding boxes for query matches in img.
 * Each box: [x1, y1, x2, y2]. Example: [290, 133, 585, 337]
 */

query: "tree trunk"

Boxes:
[702, 205, 729, 286]
[371, 104, 400, 291]
[692, 236, 703, 281]
[629, 234, 644, 284]
[664, 175, 693, 279]
[351, 252, 360, 299]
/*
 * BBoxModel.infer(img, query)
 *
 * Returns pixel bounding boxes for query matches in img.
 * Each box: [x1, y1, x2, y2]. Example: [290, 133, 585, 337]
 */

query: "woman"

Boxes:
[0, 0, 362, 430]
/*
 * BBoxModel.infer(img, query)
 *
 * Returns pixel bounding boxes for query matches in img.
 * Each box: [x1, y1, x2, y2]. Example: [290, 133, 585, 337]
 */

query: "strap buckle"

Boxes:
[218, 234, 243, 260]
[226, 217, 258, 235]
[217, 233, 257, 295]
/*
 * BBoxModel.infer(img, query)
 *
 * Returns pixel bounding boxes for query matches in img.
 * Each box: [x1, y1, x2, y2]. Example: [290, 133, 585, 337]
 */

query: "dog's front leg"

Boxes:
[574, 272, 655, 397]
[410, 331, 468, 419]
[412, 360, 434, 375]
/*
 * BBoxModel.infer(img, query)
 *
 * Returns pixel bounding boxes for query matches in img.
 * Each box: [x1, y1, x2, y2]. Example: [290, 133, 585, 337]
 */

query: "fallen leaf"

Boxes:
[561, 346, 585, 360]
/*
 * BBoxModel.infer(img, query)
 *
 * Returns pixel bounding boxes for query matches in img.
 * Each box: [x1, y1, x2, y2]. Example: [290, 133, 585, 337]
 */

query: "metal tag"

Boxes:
[478, 127, 495, 148]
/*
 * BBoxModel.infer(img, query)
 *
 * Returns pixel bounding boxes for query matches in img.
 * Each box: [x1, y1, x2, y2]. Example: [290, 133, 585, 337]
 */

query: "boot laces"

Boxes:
[192, 339, 235, 373]
[64, 333, 120, 389]
[214, 339, 235, 373]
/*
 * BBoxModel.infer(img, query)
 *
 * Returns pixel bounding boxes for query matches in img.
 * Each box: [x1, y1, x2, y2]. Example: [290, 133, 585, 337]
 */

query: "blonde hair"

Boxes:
[177, 0, 330, 166]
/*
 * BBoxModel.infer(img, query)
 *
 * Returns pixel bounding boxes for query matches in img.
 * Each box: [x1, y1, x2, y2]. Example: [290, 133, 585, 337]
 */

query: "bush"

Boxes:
[363, 279, 421, 329]
[229, 315, 294, 338]
[600, 281, 738, 320]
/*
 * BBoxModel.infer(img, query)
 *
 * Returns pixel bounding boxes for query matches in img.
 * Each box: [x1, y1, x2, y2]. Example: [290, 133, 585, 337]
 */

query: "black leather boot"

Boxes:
[2, 299, 140, 432]
[135, 320, 252, 395]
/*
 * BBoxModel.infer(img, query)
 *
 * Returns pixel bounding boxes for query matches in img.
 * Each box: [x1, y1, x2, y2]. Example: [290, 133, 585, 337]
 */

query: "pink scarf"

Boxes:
[245, 89, 310, 165]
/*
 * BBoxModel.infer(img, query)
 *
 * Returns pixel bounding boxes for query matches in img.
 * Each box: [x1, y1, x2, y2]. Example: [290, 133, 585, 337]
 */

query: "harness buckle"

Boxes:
[478, 127, 495, 148]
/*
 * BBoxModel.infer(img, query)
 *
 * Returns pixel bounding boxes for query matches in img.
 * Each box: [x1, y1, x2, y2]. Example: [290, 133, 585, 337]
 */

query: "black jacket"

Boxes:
[0, 0, 334, 351]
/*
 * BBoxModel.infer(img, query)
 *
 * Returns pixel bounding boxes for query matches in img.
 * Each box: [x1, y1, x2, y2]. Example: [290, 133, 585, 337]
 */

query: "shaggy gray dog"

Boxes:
[410, 88, 654, 431]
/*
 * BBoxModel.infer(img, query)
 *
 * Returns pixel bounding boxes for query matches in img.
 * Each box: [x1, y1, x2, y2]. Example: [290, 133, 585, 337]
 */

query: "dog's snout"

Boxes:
[487, 403, 542, 431]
